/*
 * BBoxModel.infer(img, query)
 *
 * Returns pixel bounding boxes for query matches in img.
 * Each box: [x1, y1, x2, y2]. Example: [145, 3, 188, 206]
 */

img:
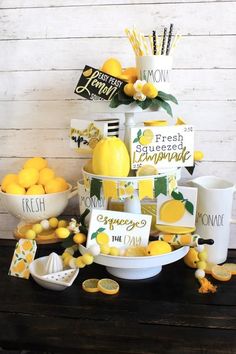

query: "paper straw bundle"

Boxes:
[125, 25, 181, 56]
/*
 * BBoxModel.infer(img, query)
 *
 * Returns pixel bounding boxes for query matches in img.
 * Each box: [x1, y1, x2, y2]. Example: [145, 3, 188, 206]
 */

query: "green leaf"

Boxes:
[137, 129, 142, 138]
[97, 227, 106, 233]
[185, 200, 194, 215]
[156, 98, 173, 117]
[91, 232, 98, 240]
[150, 99, 160, 110]
[136, 98, 152, 110]
[133, 137, 139, 143]
[109, 94, 121, 108]
[158, 91, 178, 104]
[171, 190, 184, 200]
[118, 90, 133, 104]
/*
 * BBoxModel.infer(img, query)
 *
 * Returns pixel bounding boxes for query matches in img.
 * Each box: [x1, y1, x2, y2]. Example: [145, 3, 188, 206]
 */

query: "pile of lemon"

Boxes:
[1, 157, 69, 195]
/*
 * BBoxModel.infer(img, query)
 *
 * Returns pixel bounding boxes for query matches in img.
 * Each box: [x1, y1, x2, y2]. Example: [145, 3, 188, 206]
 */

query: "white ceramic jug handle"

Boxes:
[68, 186, 78, 200]
[231, 185, 236, 223]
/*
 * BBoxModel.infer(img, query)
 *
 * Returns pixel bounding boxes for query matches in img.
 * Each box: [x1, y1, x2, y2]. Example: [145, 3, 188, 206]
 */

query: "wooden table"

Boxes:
[0, 239, 235, 354]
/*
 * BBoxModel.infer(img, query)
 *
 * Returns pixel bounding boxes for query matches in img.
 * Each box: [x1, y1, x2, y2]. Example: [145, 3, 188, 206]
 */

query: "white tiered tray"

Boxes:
[79, 244, 189, 280]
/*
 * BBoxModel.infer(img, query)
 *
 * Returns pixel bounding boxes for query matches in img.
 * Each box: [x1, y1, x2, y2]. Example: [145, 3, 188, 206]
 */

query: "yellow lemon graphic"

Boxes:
[137, 164, 158, 176]
[22, 240, 33, 251]
[159, 200, 185, 223]
[88, 137, 99, 149]
[25, 253, 33, 264]
[139, 135, 152, 146]
[14, 259, 26, 274]
[83, 68, 93, 77]
[96, 232, 109, 245]
[143, 129, 154, 139]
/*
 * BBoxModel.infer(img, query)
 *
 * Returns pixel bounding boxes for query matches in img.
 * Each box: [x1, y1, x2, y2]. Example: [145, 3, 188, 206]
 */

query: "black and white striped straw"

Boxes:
[166, 23, 174, 55]
[153, 30, 157, 55]
[161, 27, 167, 55]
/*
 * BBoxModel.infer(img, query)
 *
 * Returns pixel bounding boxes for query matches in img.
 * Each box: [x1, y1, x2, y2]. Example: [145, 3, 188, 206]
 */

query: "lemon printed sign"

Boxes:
[74, 65, 126, 101]
[156, 186, 198, 228]
[86, 209, 152, 249]
[9, 239, 37, 279]
[130, 125, 194, 169]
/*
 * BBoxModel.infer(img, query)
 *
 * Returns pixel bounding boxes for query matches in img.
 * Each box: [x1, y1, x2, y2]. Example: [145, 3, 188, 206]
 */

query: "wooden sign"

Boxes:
[130, 125, 194, 169]
[9, 239, 37, 279]
[74, 65, 126, 101]
[86, 209, 152, 249]
[156, 186, 198, 228]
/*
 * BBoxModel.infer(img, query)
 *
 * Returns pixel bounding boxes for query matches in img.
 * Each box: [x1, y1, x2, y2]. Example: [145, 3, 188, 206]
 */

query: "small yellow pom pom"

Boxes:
[81, 253, 94, 265]
[124, 83, 136, 97]
[142, 83, 158, 99]
[25, 229, 36, 240]
[32, 223, 43, 234]
[48, 217, 59, 229]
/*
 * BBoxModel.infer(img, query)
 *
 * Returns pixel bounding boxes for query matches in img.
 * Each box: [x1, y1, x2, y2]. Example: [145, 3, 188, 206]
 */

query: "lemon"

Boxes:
[18, 168, 39, 189]
[32, 223, 43, 234]
[48, 217, 59, 229]
[159, 199, 185, 223]
[38, 167, 55, 186]
[222, 263, 236, 275]
[124, 246, 147, 257]
[96, 232, 109, 245]
[136, 164, 158, 176]
[55, 227, 70, 239]
[124, 83, 136, 97]
[194, 150, 204, 161]
[139, 135, 152, 145]
[146, 240, 172, 256]
[1, 174, 18, 192]
[81, 253, 94, 265]
[58, 219, 68, 228]
[63, 254, 73, 267]
[82, 279, 99, 293]
[73, 233, 86, 244]
[184, 248, 199, 268]
[83, 160, 94, 173]
[97, 278, 119, 295]
[101, 58, 122, 77]
[24, 157, 48, 171]
[5, 183, 25, 195]
[211, 265, 232, 282]
[26, 184, 45, 195]
[143, 129, 154, 139]
[109, 247, 120, 256]
[25, 229, 36, 240]
[142, 83, 158, 98]
[100, 244, 110, 255]
[45, 177, 68, 194]
[122, 67, 138, 83]
[83, 68, 93, 77]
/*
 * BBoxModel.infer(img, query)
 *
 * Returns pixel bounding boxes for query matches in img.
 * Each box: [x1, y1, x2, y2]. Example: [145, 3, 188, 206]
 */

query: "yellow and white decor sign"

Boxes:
[9, 239, 37, 279]
[86, 209, 152, 249]
[130, 125, 194, 169]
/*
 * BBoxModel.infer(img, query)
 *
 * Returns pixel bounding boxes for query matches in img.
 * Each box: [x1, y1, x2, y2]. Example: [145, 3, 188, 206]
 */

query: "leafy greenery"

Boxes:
[109, 89, 178, 116]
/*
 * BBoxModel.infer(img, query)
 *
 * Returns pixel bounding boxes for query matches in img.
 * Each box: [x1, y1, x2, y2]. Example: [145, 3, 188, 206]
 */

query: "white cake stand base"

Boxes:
[106, 265, 162, 280]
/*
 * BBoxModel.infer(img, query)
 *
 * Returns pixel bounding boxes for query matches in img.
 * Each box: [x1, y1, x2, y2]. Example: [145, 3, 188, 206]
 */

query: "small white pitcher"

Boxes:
[190, 176, 236, 264]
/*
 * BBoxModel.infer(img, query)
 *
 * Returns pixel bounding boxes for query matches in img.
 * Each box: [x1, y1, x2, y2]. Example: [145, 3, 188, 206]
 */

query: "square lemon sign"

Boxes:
[130, 125, 194, 170]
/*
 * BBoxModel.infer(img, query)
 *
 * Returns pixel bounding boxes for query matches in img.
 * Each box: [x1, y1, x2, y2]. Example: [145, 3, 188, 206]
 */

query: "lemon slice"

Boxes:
[97, 278, 119, 295]
[155, 224, 196, 234]
[82, 279, 100, 293]
[222, 263, 236, 275]
[205, 262, 217, 275]
[124, 246, 147, 257]
[136, 165, 158, 176]
[211, 265, 232, 282]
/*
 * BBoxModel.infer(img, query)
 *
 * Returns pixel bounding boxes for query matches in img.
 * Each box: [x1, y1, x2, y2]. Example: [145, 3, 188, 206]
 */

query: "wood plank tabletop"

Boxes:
[0, 239, 235, 354]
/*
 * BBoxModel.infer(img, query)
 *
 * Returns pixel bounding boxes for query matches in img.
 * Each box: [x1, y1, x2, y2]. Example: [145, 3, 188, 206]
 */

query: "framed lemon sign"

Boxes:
[130, 125, 194, 169]
[86, 209, 152, 249]
[156, 186, 198, 228]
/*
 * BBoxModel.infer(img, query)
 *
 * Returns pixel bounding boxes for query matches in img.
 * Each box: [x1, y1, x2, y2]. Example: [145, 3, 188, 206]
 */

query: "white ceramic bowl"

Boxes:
[79, 245, 189, 280]
[0, 184, 78, 222]
[29, 256, 79, 291]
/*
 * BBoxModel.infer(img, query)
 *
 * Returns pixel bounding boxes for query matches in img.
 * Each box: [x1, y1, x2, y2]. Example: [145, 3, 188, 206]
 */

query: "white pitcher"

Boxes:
[190, 176, 236, 264]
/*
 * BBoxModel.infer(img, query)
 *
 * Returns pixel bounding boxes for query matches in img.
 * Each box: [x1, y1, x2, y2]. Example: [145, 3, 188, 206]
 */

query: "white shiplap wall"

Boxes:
[0, 0, 236, 246]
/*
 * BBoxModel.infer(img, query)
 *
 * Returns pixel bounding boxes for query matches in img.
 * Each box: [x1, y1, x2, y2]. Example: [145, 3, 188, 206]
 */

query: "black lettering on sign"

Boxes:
[196, 212, 224, 227]
[22, 198, 46, 213]
[74, 66, 126, 101]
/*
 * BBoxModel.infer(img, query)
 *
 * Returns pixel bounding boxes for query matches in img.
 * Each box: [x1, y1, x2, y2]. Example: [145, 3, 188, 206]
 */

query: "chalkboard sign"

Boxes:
[74, 65, 126, 101]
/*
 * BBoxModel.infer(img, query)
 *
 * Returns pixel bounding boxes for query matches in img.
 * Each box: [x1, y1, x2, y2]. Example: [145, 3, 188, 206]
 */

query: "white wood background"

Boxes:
[0, 0, 236, 247]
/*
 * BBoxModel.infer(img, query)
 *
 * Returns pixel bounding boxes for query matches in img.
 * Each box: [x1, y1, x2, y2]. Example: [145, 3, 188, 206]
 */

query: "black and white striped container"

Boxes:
[95, 119, 120, 137]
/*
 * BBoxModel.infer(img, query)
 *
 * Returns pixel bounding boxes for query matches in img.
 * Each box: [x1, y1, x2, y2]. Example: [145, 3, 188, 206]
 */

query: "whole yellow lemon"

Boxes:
[1, 174, 18, 192]
[24, 157, 48, 171]
[5, 183, 25, 195]
[146, 240, 172, 256]
[38, 167, 55, 186]
[18, 168, 39, 188]
[101, 58, 122, 77]
[45, 177, 68, 194]
[26, 184, 45, 195]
